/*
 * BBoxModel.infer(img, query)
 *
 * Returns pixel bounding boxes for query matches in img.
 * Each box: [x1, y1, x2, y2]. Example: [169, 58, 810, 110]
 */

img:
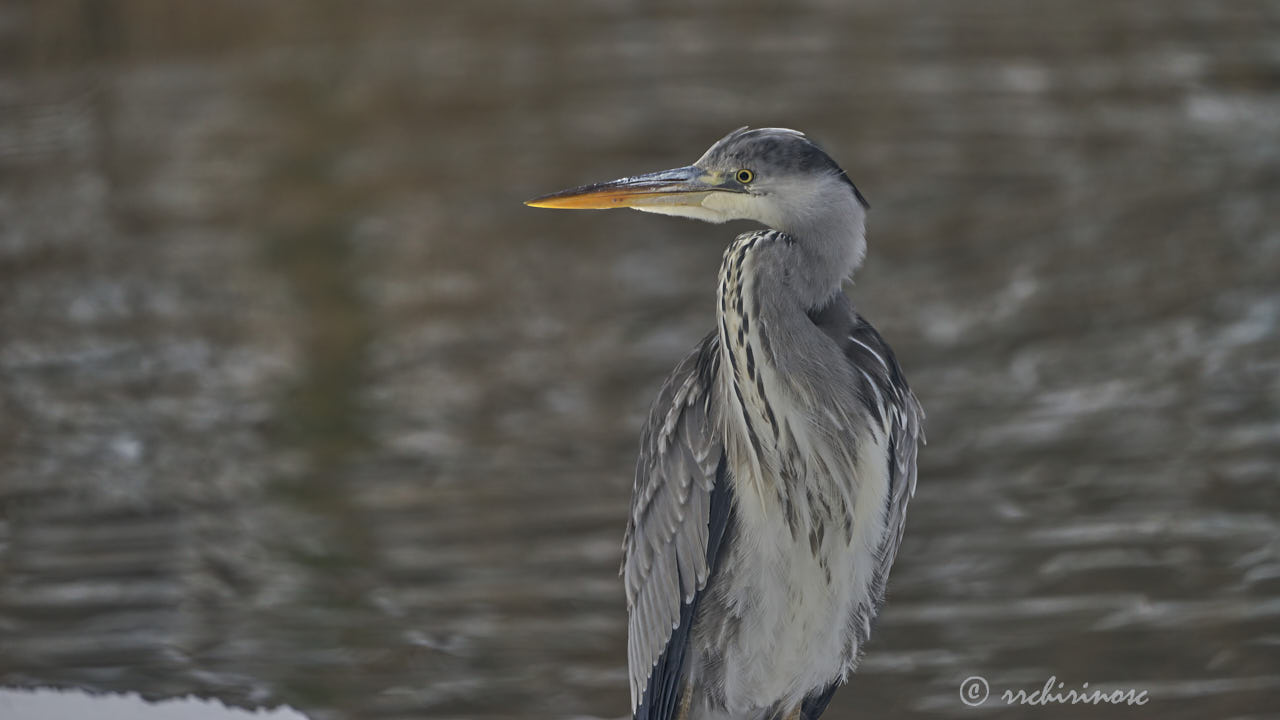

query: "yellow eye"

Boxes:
[736, 169, 754, 184]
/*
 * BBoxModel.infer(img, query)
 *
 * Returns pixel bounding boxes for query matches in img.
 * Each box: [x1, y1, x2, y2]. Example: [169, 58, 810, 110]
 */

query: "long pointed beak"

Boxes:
[525, 166, 736, 210]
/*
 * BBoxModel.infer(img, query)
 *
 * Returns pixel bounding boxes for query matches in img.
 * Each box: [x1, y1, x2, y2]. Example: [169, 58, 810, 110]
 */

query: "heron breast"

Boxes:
[710, 233, 894, 712]
[710, 416, 891, 713]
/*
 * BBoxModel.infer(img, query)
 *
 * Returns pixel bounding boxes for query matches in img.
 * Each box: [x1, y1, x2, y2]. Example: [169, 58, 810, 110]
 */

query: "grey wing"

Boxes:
[793, 303, 924, 720]
[808, 296, 925, 587]
[845, 317, 925, 592]
[624, 332, 728, 719]
[883, 380, 924, 571]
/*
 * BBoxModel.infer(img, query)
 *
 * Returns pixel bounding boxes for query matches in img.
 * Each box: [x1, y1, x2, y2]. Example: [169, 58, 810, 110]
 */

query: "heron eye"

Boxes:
[736, 169, 754, 184]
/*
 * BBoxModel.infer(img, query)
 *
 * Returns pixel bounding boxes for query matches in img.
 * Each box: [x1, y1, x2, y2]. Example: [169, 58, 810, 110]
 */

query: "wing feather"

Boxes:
[843, 316, 925, 598]
[624, 332, 728, 720]
[798, 298, 924, 720]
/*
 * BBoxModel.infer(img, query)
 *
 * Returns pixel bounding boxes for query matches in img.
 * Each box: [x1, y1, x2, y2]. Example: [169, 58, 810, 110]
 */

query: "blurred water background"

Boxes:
[2, 1, 1279, 718]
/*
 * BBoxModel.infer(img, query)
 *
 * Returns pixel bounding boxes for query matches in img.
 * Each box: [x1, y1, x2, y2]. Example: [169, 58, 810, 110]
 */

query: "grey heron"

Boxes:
[527, 127, 924, 720]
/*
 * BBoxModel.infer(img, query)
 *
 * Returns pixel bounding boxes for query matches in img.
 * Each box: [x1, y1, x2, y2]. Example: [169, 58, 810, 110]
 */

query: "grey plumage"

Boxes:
[528, 127, 924, 720]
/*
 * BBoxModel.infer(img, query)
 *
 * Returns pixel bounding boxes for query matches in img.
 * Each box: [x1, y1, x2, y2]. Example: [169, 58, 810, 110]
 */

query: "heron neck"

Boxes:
[717, 231, 840, 380]
[778, 196, 867, 311]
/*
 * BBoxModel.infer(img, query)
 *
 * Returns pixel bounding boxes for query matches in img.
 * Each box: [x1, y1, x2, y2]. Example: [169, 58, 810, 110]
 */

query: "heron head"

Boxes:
[526, 127, 868, 235]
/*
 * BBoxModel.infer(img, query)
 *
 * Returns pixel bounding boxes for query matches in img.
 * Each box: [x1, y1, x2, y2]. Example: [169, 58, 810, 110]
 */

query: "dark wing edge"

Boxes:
[800, 682, 840, 720]
[624, 332, 730, 720]
[635, 455, 732, 720]
[884, 384, 924, 568]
